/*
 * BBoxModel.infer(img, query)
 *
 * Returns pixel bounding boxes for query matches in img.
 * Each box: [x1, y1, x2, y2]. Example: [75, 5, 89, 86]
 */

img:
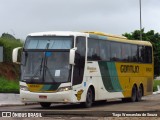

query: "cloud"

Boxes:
[0, 0, 160, 39]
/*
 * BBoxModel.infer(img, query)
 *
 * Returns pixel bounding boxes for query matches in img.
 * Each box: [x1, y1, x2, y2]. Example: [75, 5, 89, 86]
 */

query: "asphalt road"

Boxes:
[0, 94, 160, 118]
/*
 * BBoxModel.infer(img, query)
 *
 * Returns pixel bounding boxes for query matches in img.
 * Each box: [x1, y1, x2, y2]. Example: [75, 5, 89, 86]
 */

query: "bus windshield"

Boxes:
[21, 51, 71, 83]
[21, 36, 73, 83]
[25, 36, 73, 49]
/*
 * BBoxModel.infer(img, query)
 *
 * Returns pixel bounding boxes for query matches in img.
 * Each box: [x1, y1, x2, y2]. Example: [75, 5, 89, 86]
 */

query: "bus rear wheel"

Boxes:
[83, 88, 93, 108]
[137, 85, 143, 101]
[130, 85, 137, 102]
[40, 102, 51, 108]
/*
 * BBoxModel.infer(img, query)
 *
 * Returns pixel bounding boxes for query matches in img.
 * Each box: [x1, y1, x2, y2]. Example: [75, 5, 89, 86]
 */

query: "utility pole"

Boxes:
[139, 0, 142, 40]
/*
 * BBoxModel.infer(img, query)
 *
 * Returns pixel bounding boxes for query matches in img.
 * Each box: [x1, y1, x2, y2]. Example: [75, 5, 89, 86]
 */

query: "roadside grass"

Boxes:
[0, 77, 19, 93]
[153, 80, 160, 92]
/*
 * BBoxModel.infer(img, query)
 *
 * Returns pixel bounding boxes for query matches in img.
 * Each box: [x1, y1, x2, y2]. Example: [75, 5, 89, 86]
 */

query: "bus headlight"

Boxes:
[57, 86, 72, 92]
[20, 85, 29, 91]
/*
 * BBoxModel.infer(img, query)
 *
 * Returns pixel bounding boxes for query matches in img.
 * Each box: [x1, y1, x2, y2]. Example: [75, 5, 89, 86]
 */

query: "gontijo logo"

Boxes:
[120, 65, 139, 73]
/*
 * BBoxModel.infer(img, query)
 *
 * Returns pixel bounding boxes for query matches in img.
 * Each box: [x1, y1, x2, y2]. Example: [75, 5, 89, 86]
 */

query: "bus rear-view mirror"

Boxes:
[69, 47, 77, 65]
[12, 47, 22, 64]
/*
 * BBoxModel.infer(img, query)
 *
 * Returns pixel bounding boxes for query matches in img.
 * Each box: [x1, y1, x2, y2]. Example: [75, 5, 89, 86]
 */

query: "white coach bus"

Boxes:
[12, 31, 153, 108]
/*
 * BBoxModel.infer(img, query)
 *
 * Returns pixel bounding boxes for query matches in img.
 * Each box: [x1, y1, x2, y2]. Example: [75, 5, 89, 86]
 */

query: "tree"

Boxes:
[1, 33, 16, 40]
[123, 29, 160, 77]
[0, 33, 23, 62]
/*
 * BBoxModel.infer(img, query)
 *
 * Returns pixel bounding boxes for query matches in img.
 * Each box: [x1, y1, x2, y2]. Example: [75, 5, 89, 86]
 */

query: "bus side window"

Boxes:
[131, 45, 138, 62]
[110, 42, 121, 61]
[99, 40, 110, 61]
[75, 37, 86, 67]
[121, 43, 131, 62]
[145, 46, 152, 63]
[139, 46, 145, 63]
[87, 39, 101, 61]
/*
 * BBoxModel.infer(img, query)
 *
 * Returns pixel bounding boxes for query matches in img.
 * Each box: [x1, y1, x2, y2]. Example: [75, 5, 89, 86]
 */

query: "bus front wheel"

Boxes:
[83, 88, 93, 108]
[40, 102, 51, 108]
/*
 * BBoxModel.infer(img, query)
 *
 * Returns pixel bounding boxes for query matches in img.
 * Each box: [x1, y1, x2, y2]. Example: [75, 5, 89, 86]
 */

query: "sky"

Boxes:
[0, 0, 160, 40]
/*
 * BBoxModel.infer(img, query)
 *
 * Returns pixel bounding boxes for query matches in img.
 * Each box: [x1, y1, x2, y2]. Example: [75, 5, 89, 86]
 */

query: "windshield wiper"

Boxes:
[30, 41, 55, 82]
[30, 57, 44, 80]
[43, 65, 55, 82]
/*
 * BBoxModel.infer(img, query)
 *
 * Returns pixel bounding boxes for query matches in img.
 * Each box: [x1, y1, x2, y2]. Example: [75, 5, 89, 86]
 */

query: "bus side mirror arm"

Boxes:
[12, 47, 22, 64]
[69, 47, 77, 65]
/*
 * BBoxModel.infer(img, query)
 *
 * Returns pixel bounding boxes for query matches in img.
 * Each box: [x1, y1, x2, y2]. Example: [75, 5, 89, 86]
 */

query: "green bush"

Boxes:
[0, 77, 19, 93]
[153, 80, 160, 92]
[0, 37, 23, 62]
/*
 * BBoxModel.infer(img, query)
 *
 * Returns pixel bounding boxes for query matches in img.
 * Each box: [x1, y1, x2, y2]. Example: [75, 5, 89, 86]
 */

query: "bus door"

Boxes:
[72, 37, 86, 87]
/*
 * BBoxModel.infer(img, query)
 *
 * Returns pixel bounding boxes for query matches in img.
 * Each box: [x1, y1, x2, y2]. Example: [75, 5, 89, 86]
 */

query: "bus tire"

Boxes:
[40, 102, 51, 108]
[137, 85, 143, 101]
[83, 88, 93, 108]
[130, 85, 137, 102]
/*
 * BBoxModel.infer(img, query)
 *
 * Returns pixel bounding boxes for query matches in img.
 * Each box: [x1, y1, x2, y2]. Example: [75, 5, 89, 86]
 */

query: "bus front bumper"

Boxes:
[20, 90, 75, 103]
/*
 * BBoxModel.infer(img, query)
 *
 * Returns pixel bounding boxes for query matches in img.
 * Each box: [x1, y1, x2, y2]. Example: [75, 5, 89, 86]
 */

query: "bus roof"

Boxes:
[85, 31, 127, 39]
[85, 31, 152, 46]
[28, 31, 152, 46]
[28, 31, 88, 37]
